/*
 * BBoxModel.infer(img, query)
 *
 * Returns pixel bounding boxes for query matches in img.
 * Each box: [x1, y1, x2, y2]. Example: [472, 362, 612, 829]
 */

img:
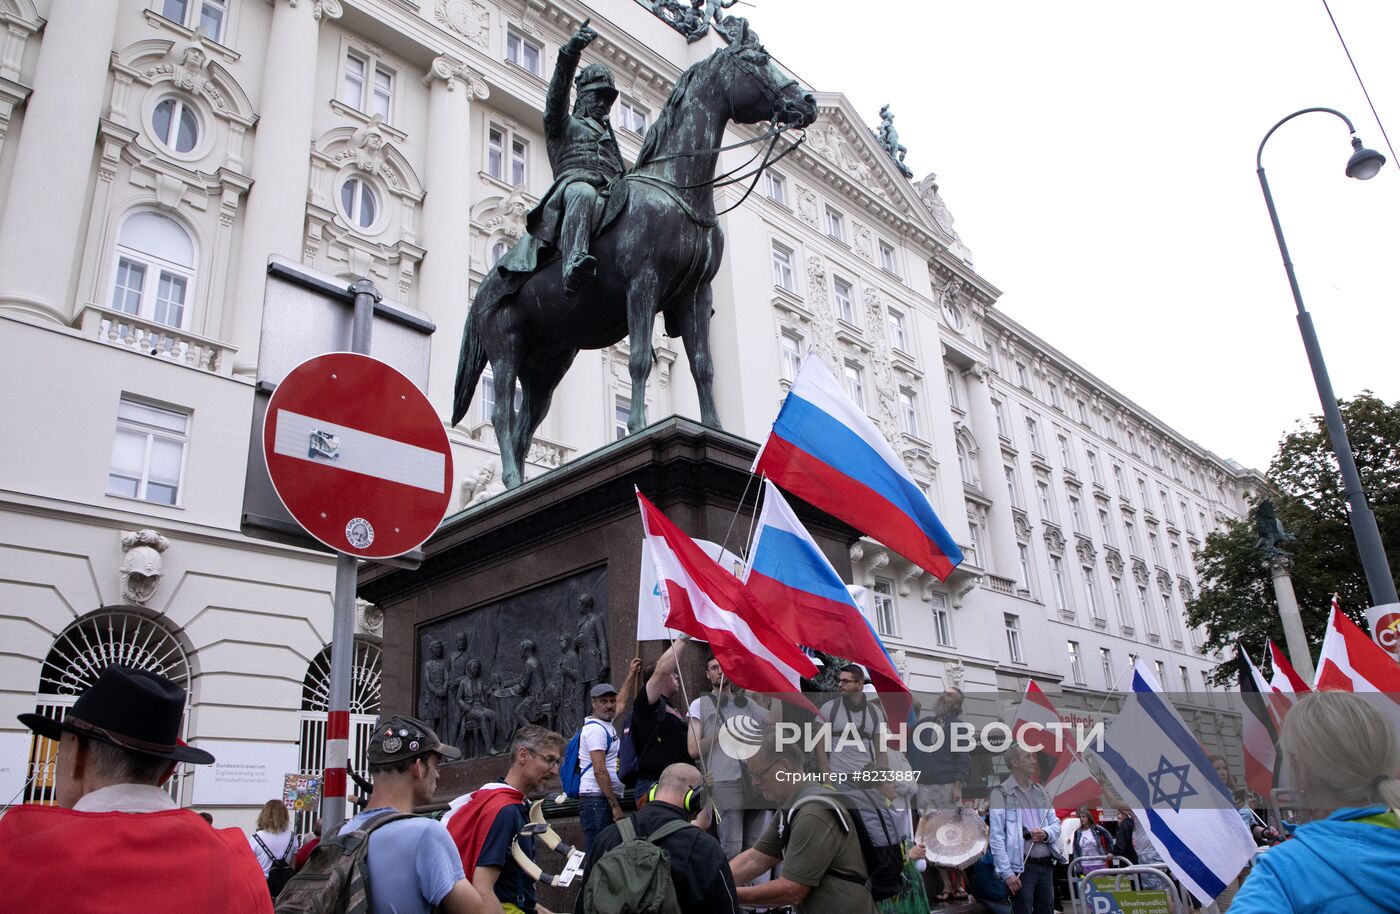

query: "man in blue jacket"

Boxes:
[989, 746, 1064, 914]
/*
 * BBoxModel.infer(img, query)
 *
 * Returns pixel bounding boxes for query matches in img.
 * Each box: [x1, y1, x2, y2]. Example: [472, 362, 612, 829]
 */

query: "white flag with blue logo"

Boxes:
[1091, 660, 1257, 904]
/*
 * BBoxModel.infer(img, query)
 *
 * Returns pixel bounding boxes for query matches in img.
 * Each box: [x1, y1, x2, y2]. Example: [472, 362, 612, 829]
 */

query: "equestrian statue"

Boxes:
[452, 19, 818, 488]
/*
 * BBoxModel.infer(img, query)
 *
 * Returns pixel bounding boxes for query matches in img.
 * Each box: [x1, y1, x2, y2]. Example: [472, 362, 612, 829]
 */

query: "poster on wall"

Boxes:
[0, 730, 34, 803]
[283, 773, 321, 813]
[190, 740, 300, 806]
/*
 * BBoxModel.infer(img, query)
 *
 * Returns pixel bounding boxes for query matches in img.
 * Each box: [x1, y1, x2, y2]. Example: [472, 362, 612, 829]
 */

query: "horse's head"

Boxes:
[719, 19, 817, 130]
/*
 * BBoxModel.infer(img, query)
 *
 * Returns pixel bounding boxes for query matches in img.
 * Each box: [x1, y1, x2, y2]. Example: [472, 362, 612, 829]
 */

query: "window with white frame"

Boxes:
[1139, 585, 1157, 635]
[617, 98, 648, 134]
[485, 126, 529, 186]
[1137, 477, 1152, 512]
[931, 592, 953, 646]
[1150, 444, 1161, 469]
[898, 388, 919, 437]
[1016, 361, 1030, 390]
[1025, 417, 1043, 454]
[490, 240, 508, 265]
[1052, 555, 1070, 610]
[1037, 480, 1054, 519]
[779, 330, 802, 382]
[1200, 670, 1213, 704]
[341, 50, 394, 122]
[1100, 647, 1114, 686]
[1160, 489, 1173, 522]
[843, 362, 865, 408]
[993, 399, 1008, 437]
[1170, 540, 1185, 574]
[1113, 463, 1126, 496]
[1181, 500, 1194, 533]
[1076, 398, 1090, 425]
[1049, 382, 1063, 410]
[1154, 660, 1169, 688]
[1086, 448, 1102, 484]
[887, 308, 908, 351]
[1068, 641, 1085, 684]
[1058, 434, 1075, 471]
[825, 206, 846, 242]
[487, 127, 505, 181]
[1098, 507, 1115, 546]
[833, 276, 855, 323]
[1163, 586, 1183, 639]
[957, 439, 975, 487]
[1124, 518, 1141, 555]
[965, 504, 982, 565]
[1112, 576, 1131, 628]
[478, 365, 522, 423]
[945, 367, 961, 411]
[151, 96, 200, 154]
[107, 397, 189, 505]
[1083, 566, 1104, 621]
[765, 171, 787, 206]
[509, 136, 528, 186]
[160, 0, 228, 42]
[873, 578, 897, 636]
[110, 211, 196, 329]
[339, 176, 378, 230]
[1004, 464, 1021, 506]
[1149, 530, 1164, 566]
[1180, 666, 1192, 694]
[1017, 543, 1033, 592]
[771, 243, 795, 292]
[1069, 495, 1085, 534]
[506, 28, 542, 76]
[1004, 614, 1023, 663]
[614, 395, 631, 440]
[877, 239, 897, 274]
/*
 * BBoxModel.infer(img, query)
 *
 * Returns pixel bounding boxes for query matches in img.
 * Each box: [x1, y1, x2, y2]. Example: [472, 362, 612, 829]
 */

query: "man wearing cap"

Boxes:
[497, 19, 624, 295]
[578, 682, 624, 850]
[0, 665, 274, 913]
[338, 714, 483, 914]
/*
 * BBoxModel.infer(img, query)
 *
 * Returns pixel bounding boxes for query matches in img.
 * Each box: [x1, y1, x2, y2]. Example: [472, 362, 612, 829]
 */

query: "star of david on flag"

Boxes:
[1090, 660, 1257, 905]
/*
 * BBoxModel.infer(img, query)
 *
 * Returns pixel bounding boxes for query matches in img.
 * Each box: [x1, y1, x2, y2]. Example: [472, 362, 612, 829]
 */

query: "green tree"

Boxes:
[1186, 393, 1400, 683]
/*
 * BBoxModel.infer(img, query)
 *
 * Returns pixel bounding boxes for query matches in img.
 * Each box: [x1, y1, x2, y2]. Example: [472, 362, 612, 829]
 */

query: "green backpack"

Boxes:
[580, 817, 693, 914]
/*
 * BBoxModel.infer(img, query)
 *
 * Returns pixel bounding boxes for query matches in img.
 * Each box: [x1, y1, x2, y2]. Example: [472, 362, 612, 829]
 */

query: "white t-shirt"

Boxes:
[688, 691, 769, 782]
[248, 828, 295, 875]
[577, 717, 622, 795]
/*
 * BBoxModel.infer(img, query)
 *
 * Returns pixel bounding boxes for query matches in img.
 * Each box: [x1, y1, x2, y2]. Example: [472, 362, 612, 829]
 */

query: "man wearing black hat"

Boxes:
[0, 665, 274, 913]
[337, 714, 483, 914]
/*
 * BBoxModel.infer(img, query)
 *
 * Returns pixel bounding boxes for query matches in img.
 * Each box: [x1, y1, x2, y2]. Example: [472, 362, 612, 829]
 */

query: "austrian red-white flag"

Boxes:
[636, 490, 818, 706]
[1011, 680, 1101, 811]
[1314, 607, 1400, 737]
[1266, 639, 1310, 729]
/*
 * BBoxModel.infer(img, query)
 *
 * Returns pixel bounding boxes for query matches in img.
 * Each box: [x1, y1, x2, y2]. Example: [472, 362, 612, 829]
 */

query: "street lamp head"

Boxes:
[1345, 136, 1386, 180]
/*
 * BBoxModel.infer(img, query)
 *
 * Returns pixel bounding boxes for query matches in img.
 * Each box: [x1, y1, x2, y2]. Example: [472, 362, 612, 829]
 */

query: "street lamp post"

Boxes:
[1255, 108, 1399, 637]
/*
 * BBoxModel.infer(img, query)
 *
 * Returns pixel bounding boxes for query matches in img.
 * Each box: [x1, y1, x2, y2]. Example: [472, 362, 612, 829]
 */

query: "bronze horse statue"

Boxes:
[452, 21, 817, 488]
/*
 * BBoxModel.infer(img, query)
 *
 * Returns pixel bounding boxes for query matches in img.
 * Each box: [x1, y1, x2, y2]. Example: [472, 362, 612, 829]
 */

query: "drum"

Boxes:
[923, 806, 989, 869]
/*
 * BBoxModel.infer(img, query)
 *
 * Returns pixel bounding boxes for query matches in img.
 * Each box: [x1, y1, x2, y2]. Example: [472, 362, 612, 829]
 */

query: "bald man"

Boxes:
[575, 764, 739, 914]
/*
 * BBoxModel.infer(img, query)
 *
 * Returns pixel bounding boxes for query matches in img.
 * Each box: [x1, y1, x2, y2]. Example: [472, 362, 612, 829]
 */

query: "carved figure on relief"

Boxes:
[804, 255, 840, 373]
[795, 185, 818, 225]
[436, 0, 490, 48]
[119, 529, 169, 605]
[863, 287, 900, 444]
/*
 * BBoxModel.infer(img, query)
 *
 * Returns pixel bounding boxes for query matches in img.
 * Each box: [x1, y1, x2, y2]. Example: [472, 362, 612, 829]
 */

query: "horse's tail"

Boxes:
[451, 272, 498, 427]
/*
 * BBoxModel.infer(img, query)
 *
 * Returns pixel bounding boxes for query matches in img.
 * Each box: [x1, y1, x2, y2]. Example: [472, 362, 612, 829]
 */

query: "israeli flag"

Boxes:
[1092, 661, 1257, 904]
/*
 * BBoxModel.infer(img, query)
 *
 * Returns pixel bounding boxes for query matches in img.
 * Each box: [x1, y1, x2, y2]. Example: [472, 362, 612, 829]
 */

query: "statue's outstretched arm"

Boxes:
[546, 20, 597, 137]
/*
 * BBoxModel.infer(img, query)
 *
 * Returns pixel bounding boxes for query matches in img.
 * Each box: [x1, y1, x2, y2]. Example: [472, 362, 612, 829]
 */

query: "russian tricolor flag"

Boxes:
[745, 480, 912, 728]
[753, 356, 963, 580]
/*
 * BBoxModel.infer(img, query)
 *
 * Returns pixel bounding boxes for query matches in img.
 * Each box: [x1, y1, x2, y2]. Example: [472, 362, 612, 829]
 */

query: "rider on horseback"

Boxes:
[513, 21, 625, 296]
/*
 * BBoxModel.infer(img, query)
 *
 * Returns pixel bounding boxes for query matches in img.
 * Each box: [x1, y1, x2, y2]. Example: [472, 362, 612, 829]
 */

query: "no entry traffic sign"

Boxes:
[263, 352, 453, 559]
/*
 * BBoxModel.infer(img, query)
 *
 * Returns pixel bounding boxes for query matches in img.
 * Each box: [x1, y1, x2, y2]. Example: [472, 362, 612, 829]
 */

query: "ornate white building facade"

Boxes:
[0, 0, 1263, 823]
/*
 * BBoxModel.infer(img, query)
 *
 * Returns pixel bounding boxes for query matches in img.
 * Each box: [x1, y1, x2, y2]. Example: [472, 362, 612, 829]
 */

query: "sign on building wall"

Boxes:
[191, 740, 300, 806]
[0, 730, 32, 803]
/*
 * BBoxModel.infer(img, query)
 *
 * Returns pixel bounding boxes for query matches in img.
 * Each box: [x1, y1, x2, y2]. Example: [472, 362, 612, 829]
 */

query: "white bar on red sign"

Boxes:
[272, 410, 446, 493]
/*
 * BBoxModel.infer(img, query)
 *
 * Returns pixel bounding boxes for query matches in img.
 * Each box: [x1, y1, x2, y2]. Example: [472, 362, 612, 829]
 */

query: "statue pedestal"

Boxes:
[359, 415, 857, 790]
[1267, 554, 1316, 683]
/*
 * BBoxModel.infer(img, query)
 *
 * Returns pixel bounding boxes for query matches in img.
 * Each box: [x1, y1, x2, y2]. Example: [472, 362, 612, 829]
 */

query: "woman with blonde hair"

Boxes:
[1230, 690, 1400, 914]
[247, 798, 297, 897]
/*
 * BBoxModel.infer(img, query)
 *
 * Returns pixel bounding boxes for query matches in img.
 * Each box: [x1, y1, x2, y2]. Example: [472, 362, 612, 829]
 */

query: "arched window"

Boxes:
[296, 638, 382, 831]
[110, 211, 196, 328]
[151, 96, 200, 154]
[25, 609, 191, 805]
[490, 240, 508, 265]
[339, 176, 378, 229]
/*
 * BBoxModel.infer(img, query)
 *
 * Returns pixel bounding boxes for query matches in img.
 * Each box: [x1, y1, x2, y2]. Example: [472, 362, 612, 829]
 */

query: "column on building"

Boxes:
[963, 361, 1020, 578]
[419, 57, 488, 415]
[0, 0, 122, 322]
[228, 0, 341, 375]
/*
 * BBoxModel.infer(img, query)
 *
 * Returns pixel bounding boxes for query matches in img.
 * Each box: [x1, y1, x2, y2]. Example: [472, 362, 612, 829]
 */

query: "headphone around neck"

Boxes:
[647, 781, 708, 815]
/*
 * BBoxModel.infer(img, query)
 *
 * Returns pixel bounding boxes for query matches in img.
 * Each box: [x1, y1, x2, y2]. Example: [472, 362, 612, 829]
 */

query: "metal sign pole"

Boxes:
[322, 279, 382, 838]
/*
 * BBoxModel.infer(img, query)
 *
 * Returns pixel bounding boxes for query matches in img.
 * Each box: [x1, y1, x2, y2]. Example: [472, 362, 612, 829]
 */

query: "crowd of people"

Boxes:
[1, 651, 1396, 914]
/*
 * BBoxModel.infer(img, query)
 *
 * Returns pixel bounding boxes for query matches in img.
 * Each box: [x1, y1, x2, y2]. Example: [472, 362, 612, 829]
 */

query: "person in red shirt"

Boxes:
[0, 665, 273, 914]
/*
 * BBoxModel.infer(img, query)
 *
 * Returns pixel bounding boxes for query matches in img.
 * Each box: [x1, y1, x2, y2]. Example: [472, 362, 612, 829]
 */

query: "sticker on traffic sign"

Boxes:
[263, 352, 453, 559]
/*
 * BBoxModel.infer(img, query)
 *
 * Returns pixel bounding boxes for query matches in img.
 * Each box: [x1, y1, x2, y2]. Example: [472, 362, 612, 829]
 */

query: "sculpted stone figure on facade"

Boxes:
[418, 639, 448, 735]
[455, 657, 498, 756]
[574, 593, 610, 701]
[874, 104, 913, 177]
[446, 632, 469, 745]
[119, 529, 169, 605]
[550, 633, 581, 736]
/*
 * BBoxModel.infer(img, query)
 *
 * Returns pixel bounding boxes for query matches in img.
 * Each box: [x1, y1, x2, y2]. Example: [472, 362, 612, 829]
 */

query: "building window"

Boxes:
[1004, 465, 1021, 507]
[1086, 448, 1101, 484]
[1112, 576, 1130, 628]
[1068, 641, 1085, 684]
[487, 127, 505, 180]
[1200, 670, 1213, 704]
[993, 399, 1008, 438]
[1083, 566, 1103, 621]
[765, 171, 788, 205]
[506, 29, 542, 76]
[878, 239, 897, 274]
[1100, 647, 1114, 686]
[1004, 614, 1023, 663]
[887, 309, 908, 351]
[771, 243, 795, 292]
[1150, 444, 1161, 469]
[1025, 417, 1043, 454]
[614, 395, 631, 440]
[1160, 489, 1173, 522]
[1180, 665, 1192, 694]
[1049, 382, 1063, 411]
[110, 211, 196, 329]
[1137, 477, 1152, 511]
[510, 137, 528, 186]
[1077, 398, 1090, 425]
[490, 240, 508, 265]
[1058, 434, 1074, 471]
[1149, 531, 1164, 566]
[779, 331, 802, 382]
[957, 439, 975, 486]
[1139, 586, 1157, 636]
[833, 276, 855, 323]
[1037, 480, 1054, 519]
[945, 367, 961, 411]
[1068, 495, 1085, 534]
[1052, 556, 1070, 611]
[1113, 463, 1127, 498]
[898, 388, 919, 437]
[1124, 519, 1141, 556]
[160, 0, 227, 42]
[931, 593, 953, 647]
[1181, 500, 1194, 533]
[965, 505, 982, 564]
[617, 98, 648, 134]
[1017, 543, 1033, 592]
[107, 397, 189, 505]
[339, 176, 378, 229]
[341, 50, 394, 122]
[478, 365, 522, 423]
[843, 362, 865, 409]
[151, 96, 200, 154]
[1154, 660, 1169, 688]
[825, 206, 846, 242]
[873, 578, 897, 636]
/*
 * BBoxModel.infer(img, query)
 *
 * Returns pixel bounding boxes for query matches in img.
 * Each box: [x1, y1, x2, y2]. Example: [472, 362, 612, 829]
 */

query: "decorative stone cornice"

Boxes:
[424, 56, 490, 99]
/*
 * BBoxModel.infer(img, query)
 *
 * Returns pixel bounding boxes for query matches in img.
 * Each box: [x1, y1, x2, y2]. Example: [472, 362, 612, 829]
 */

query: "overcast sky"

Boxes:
[742, 1, 1400, 472]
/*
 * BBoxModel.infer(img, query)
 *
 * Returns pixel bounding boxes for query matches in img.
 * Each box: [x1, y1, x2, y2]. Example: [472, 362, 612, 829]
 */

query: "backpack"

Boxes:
[580, 816, 692, 914]
[783, 791, 907, 902]
[617, 713, 641, 788]
[562, 720, 615, 798]
[253, 833, 298, 900]
[273, 811, 415, 914]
